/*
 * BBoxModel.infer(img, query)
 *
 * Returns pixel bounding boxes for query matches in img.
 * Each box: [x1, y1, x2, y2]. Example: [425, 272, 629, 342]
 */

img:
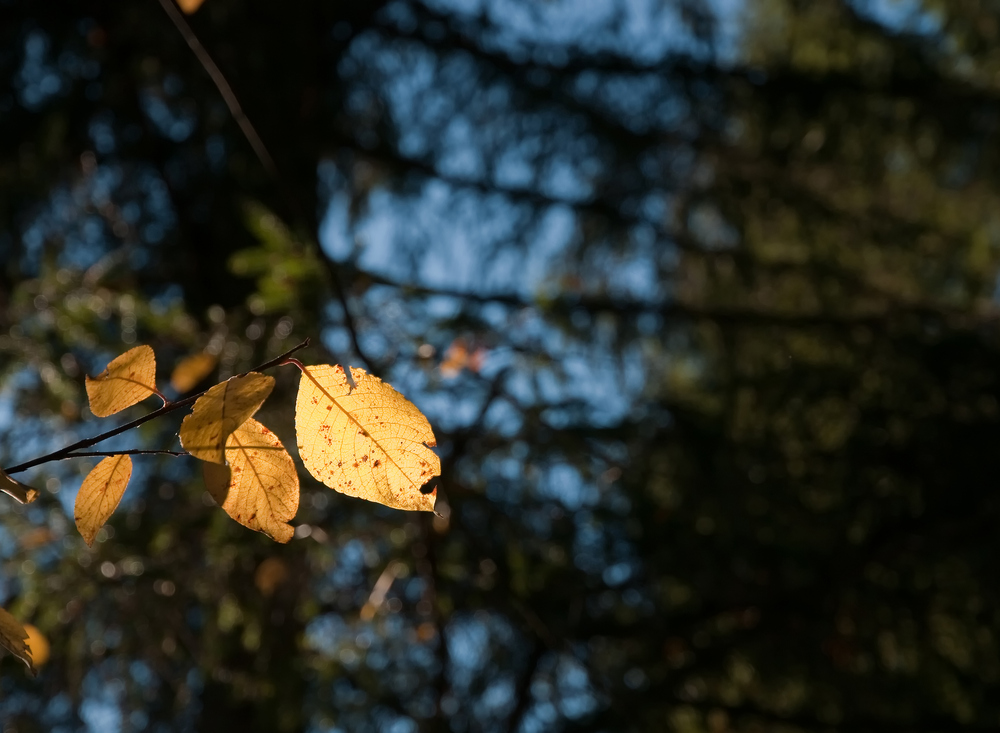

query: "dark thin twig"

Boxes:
[420, 512, 451, 729]
[59, 450, 187, 459]
[506, 640, 544, 733]
[321, 252, 378, 377]
[2, 338, 310, 477]
[154, 0, 277, 177]
[155, 0, 376, 374]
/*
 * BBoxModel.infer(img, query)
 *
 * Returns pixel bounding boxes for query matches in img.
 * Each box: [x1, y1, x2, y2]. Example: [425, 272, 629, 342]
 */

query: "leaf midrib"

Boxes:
[301, 366, 415, 490]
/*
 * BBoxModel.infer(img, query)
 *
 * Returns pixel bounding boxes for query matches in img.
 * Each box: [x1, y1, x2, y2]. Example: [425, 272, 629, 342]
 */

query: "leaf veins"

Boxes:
[85, 345, 159, 417]
[203, 418, 299, 542]
[294, 364, 439, 512]
[179, 372, 274, 464]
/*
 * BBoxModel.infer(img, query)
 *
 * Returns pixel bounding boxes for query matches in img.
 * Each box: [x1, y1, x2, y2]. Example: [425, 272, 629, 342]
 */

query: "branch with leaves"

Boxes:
[0, 337, 441, 673]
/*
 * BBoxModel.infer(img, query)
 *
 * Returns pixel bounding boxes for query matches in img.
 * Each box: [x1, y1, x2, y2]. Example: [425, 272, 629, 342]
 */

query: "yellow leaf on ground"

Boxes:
[85, 345, 159, 417]
[179, 372, 274, 464]
[170, 352, 218, 394]
[0, 607, 35, 675]
[203, 418, 299, 543]
[74, 455, 132, 547]
[295, 365, 439, 512]
[0, 467, 39, 504]
[23, 624, 49, 668]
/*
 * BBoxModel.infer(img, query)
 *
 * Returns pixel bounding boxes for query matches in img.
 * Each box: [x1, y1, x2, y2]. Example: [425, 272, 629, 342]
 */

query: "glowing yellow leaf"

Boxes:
[202, 418, 299, 543]
[295, 365, 439, 512]
[85, 345, 159, 417]
[19, 528, 53, 550]
[170, 352, 218, 394]
[23, 624, 49, 668]
[254, 557, 290, 597]
[0, 607, 35, 675]
[179, 372, 274, 464]
[0, 467, 39, 504]
[74, 455, 132, 547]
[177, 0, 206, 14]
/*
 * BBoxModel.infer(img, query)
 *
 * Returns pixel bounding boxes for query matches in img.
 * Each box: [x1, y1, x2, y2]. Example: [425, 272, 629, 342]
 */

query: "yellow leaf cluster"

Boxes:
[85, 345, 159, 417]
[75, 455, 133, 547]
[179, 372, 275, 464]
[203, 418, 299, 542]
[0, 607, 35, 675]
[6, 342, 441, 572]
[295, 365, 439, 512]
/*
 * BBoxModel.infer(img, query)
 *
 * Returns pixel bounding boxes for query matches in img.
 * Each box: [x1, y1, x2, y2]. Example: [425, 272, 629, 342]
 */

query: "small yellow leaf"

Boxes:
[85, 345, 159, 417]
[0, 467, 39, 504]
[254, 557, 290, 597]
[295, 365, 439, 512]
[203, 418, 299, 543]
[0, 607, 35, 675]
[179, 372, 275, 464]
[23, 624, 50, 668]
[170, 352, 218, 394]
[74, 455, 132, 547]
[177, 0, 207, 14]
[19, 527, 53, 550]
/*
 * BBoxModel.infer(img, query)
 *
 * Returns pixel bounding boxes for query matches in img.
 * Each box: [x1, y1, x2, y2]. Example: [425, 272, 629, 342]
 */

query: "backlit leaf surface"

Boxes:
[203, 418, 298, 542]
[179, 372, 274, 464]
[23, 624, 49, 668]
[75, 455, 132, 546]
[295, 365, 439, 512]
[170, 352, 218, 394]
[177, 0, 207, 13]
[0, 607, 35, 675]
[0, 467, 39, 504]
[85, 345, 159, 417]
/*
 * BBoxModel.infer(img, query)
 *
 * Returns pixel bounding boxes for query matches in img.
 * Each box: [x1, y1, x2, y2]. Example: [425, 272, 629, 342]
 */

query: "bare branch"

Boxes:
[154, 0, 278, 178]
[2, 338, 310, 478]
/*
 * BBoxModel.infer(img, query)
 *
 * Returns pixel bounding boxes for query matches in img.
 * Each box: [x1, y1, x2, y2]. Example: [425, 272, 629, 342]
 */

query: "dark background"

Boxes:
[3, 0, 1000, 731]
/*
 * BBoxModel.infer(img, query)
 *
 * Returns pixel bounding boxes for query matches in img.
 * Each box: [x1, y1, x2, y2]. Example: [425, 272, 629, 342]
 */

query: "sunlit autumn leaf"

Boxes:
[203, 418, 299, 543]
[170, 352, 218, 394]
[23, 624, 49, 668]
[179, 372, 274, 464]
[85, 345, 159, 417]
[19, 528, 54, 550]
[295, 365, 439, 512]
[0, 607, 35, 675]
[254, 557, 290, 597]
[440, 338, 488, 377]
[439, 338, 468, 378]
[0, 467, 39, 504]
[177, 0, 207, 14]
[75, 455, 132, 547]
